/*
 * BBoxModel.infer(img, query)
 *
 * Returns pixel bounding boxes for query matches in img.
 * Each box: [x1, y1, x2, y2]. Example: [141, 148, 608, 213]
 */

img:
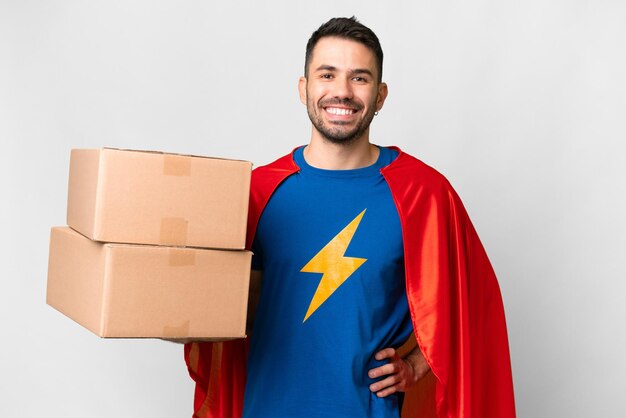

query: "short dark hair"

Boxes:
[305, 16, 384, 83]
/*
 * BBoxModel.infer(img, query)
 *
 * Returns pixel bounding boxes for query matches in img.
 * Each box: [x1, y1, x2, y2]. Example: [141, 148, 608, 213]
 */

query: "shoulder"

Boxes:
[382, 147, 472, 231]
[382, 147, 455, 197]
[252, 149, 300, 179]
[249, 149, 301, 204]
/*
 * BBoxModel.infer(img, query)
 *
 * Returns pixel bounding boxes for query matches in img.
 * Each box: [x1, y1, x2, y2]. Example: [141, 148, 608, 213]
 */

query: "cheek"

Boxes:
[308, 86, 325, 99]
[356, 87, 378, 104]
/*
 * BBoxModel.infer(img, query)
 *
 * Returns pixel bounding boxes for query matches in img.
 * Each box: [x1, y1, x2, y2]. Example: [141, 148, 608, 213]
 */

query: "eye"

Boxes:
[352, 76, 369, 83]
[320, 73, 333, 79]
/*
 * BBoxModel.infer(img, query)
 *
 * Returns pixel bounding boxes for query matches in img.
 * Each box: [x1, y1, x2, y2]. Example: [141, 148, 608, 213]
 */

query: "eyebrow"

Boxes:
[314, 65, 338, 73]
[314, 65, 374, 78]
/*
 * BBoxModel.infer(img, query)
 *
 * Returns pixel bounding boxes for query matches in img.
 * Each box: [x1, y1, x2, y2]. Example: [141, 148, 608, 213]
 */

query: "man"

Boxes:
[185, 17, 515, 418]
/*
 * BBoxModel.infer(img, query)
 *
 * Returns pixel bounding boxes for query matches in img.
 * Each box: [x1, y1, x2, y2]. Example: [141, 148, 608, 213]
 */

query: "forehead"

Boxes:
[309, 36, 378, 76]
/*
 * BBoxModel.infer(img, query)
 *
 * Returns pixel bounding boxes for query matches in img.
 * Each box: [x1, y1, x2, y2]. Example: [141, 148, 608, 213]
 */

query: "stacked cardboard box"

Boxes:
[47, 148, 252, 339]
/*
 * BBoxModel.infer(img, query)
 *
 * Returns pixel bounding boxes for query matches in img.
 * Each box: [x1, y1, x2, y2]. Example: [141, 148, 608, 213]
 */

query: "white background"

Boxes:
[1, 1, 625, 417]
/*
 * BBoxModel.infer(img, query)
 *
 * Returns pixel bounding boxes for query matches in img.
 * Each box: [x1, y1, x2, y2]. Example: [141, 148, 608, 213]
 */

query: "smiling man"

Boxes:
[301, 36, 384, 146]
[184, 17, 515, 418]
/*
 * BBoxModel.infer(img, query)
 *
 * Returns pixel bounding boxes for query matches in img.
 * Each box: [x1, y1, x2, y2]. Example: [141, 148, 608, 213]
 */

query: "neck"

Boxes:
[304, 132, 379, 170]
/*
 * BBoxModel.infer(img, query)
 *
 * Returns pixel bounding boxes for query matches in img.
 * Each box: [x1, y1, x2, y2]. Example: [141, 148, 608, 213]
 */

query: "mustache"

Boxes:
[319, 98, 362, 110]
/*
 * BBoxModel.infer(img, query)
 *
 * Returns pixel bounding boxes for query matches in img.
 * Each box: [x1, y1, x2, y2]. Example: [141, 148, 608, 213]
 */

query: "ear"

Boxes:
[298, 76, 307, 105]
[376, 82, 388, 112]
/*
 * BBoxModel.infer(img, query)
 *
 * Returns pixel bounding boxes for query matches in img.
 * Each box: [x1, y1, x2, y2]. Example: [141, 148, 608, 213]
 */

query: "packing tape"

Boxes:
[162, 320, 190, 337]
[163, 154, 191, 176]
[160, 217, 189, 246]
[168, 247, 196, 266]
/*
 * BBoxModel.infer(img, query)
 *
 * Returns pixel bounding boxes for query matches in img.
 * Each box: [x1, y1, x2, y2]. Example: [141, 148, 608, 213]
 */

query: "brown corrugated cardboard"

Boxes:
[47, 227, 251, 338]
[67, 148, 251, 249]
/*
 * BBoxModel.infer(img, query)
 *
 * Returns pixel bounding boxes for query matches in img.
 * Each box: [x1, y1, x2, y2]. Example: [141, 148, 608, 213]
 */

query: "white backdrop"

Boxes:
[1, 1, 624, 417]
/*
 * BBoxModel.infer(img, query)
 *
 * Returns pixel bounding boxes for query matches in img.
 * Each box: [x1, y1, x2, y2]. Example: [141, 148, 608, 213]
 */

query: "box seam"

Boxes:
[100, 244, 112, 336]
[93, 149, 106, 240]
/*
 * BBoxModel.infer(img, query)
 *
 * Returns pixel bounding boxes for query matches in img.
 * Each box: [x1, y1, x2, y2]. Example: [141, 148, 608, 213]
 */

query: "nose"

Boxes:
[332, 77, 353, 100]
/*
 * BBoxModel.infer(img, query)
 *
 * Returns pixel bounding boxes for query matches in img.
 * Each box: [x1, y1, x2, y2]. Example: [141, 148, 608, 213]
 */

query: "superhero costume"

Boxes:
[184, 146, 516, 418]
[243, 146, 413, 417]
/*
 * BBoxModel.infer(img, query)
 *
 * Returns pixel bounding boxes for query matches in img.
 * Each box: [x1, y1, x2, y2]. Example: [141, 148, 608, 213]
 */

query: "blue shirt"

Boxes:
[243, 146, 413, 418]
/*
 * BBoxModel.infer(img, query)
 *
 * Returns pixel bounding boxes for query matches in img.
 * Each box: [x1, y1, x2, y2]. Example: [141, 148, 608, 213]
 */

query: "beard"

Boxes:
[306, 96, 377, 145]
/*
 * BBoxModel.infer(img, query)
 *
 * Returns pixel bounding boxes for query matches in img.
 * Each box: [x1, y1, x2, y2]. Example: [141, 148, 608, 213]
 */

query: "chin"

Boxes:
[321, 133, 361, 145]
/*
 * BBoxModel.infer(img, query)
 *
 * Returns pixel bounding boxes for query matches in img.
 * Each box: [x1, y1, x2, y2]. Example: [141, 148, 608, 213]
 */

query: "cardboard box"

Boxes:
[67, 148, 251, 249]
[47, 227, 251, 338]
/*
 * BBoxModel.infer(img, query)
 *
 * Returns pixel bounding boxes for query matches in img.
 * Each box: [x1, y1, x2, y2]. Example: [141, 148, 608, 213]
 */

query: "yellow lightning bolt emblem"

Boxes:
[300, 209, 367, 322]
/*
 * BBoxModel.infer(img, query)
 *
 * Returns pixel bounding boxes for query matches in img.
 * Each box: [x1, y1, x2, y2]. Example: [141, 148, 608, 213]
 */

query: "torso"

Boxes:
[243, 146, 413, 418]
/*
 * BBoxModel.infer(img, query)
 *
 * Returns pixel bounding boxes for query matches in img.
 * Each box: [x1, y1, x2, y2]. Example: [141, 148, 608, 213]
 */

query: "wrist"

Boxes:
[403, 350, 429, 380]
[403, 355, 420, 379]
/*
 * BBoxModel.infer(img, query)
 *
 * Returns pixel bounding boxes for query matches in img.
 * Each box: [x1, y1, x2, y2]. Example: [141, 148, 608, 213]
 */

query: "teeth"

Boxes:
[326, 107, 355, 115]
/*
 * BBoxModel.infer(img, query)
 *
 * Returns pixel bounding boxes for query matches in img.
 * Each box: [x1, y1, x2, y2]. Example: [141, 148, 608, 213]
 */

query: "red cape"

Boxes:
[184, 147, 516, 418]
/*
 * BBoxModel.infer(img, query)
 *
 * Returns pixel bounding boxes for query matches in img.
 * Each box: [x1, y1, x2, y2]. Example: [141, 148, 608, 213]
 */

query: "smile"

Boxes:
[324, 107, 356, 116]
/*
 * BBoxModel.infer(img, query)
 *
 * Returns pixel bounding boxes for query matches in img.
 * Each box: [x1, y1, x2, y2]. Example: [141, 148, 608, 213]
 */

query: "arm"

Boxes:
[246, 269, 263, 335]
[368, 345, 430, 397]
